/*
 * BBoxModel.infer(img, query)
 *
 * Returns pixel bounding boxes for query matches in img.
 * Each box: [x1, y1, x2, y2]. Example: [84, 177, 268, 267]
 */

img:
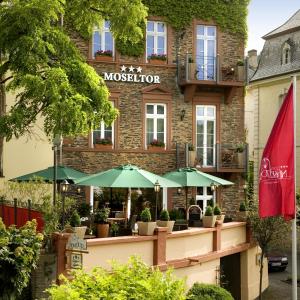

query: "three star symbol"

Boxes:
[120, 65, 143, 73]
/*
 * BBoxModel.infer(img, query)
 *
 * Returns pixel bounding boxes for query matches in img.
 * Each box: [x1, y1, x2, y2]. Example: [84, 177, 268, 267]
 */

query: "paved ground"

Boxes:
[262, 253, 300, 300]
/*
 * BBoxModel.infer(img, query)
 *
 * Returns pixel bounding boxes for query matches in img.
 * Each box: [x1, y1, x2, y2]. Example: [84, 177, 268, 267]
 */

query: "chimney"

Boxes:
[248, 49, 258, 69]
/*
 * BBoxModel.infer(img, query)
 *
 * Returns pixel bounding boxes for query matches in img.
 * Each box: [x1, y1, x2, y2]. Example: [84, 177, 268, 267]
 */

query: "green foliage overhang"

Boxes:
[117, 0, 249, 56]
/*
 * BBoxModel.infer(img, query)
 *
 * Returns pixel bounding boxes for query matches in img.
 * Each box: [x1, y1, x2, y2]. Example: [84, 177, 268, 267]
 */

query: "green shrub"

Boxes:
[213, 205, 221, 216]
[93, 208, 110, 224]
[47, 256, 186, 300]
[169, 209, 185, 221]
[204, 206, 213, 216]
[70, 210, 81, 227]
[187, 283, 234, 300]
[77, 202, 91, 217]
[239, 201, 247, 212]
[0, 219, 43, 299]
[160, 209, 170, 221]
[140, 208, 152, 222]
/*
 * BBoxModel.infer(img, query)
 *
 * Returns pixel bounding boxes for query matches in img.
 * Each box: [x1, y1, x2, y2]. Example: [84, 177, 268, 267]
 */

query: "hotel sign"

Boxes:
[103, 65, 160, 84]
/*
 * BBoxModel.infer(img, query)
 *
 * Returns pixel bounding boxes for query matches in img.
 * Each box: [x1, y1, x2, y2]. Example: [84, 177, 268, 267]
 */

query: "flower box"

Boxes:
[95, 55, 113, 62]
[94, 144, 113, 150]
[148, 58, 167, 65]
[148, 145, 165, 152]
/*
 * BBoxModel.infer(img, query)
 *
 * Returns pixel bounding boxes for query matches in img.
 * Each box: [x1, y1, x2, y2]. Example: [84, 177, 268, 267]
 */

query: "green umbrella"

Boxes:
[11, 165, 87, 183]
[74, 164, 181, 188]
[75, 164, 181, 220]
[163, 167, 233, 212]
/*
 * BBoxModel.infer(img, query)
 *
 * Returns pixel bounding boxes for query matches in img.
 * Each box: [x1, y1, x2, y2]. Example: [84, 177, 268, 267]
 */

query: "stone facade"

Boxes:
[63, 18, 246, 217]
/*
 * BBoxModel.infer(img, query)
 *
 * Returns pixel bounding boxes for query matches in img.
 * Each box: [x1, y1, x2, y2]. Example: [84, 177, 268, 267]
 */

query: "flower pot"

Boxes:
[215, 214, 225, 225]
[97, 224, 110, 238]
[188, 150, 196, 166]
[95, 55, 113, 62]
[156, 220, 175, 233]
[237, 65, 244, 81]
[72, 226, 87, 239]
[236, 152, 244, 167]
[202, 215, 217, 228]
[94, 144, 113, 150]
[148, 59, 167, 65]
[148, 145, 165, 152]
[237, 211, 248, 222]
[188, 63, 197, 80]
[137, 221, 157, 236]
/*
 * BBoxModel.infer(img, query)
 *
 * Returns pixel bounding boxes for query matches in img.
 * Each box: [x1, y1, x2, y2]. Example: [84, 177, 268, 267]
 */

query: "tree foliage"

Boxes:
[0, 219, 43, 299]
[0, 0, 147, 140]
[47, 256, 186, 300]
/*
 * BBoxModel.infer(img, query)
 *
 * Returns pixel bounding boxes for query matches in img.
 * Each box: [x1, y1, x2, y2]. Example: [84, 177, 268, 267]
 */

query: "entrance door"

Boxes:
[220, 253, 241, 300]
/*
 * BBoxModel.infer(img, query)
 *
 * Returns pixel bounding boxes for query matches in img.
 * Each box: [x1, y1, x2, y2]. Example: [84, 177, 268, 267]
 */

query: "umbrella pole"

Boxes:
[185, 186, 188, 219]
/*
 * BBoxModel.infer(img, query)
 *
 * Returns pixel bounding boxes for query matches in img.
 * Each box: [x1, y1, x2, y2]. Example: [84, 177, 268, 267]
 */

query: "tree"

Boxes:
[0, 0, 147, 175]
[248, 203, 290, 300]
[0, 219, 43, 299]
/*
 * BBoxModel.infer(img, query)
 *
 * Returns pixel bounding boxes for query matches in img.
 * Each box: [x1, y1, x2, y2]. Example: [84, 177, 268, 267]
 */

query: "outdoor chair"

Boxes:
[187, 205, 202, 227]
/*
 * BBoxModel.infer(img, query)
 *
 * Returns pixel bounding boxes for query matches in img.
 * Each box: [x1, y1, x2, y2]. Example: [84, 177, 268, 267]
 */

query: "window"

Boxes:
[196, 105, 216, 167]
[146, 21, 167, 59]
[93, 102, 114, 146]
[196, 25, 216, 80]
[196, 186, 215, 213]
[92, 21, 114, 57]
[282, 42, 291, 65]
[146, 104, 166, 147]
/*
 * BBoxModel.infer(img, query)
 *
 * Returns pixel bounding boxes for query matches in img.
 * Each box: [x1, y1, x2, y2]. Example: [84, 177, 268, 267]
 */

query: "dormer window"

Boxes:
[282, 42, 291, 65]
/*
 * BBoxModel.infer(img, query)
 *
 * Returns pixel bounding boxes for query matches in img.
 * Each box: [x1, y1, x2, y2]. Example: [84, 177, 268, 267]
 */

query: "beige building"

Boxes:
[246, 10, 300, 195]
[2, 91, 52, 180]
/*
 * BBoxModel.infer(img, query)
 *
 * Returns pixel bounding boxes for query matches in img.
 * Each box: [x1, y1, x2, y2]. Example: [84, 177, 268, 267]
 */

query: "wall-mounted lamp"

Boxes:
[210, 182, 217, 191]
[177, 187, 182, 195]
[180, 109, 186, 121]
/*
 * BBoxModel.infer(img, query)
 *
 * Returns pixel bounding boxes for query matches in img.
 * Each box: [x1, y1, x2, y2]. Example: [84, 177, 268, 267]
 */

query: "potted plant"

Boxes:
[213, 205, 225, 225]
[70, 210, 87, 239]
[237, 201, 248, 221]
[235, 142, 245, 167]
[148, 139, 165, 151]
[137, 208, 157, 236]
[188, 144, 196, 166]
[94, 49, 113, 61]
[236, 59, 245, 81]
[94, 208, 110, 238]
[202, 206, 217, 228]
[156, 209, 175, 233]
[94, 137, 113, 150]
[188, 57, 197, 79]
[147, 53, 167, 64]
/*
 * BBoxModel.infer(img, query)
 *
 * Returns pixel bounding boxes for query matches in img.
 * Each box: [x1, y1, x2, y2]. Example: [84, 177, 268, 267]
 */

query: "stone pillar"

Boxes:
[153, 227, 167, 266]
[213, 223, 221, 251]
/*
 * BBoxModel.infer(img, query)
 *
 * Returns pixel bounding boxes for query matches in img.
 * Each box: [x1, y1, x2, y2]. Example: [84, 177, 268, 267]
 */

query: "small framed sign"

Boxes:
[70, 253, 82, 269]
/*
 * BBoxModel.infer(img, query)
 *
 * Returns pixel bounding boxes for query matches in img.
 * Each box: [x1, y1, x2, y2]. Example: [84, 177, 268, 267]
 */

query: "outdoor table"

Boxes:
[107, 217, 126, 224]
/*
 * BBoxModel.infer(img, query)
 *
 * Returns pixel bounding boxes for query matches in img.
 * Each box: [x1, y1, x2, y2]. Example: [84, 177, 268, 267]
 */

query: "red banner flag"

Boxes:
[259, 84, 295, 220]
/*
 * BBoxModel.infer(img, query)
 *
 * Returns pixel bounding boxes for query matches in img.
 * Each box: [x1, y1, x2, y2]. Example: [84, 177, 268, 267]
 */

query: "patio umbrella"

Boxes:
[163, 167, 233, 213]
[74, 164, 181, 219]
[11, 165, 87, 183]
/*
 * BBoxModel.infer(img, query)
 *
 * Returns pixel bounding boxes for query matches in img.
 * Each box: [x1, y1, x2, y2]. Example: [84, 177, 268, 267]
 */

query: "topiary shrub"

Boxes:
[47, 256, 186, 299]
[204, 206, 213, 216]
[160, 209, 170, 221]
[77, 202, 91, 217]
[213, 205, 222, 216]
[70, 210, 81, 227]
[140, 208, 152, 222]
[187, 283, 234, 300]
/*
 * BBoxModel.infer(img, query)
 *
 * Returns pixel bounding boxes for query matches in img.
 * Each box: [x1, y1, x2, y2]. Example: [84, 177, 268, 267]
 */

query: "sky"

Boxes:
[246, 0, 300, 54]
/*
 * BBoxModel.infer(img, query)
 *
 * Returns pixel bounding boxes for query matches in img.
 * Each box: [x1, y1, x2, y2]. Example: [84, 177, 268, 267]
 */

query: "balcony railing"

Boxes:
[183, 143, 248, 172]
[178, 53, 245, 83]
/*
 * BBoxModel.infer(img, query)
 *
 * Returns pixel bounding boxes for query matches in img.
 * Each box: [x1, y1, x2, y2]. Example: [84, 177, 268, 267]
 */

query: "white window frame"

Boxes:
[146, 21, 167, 60]
[196, 187, 215, 213]
[145, 103, 167, 148]
[196, 25, 216, 80]
[92, 21, 114, 58]
[196, 105, 216, 167]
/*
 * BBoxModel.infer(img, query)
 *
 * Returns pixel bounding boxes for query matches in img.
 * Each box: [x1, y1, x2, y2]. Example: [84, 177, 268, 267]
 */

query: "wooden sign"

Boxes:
[66, 233, 87, 251]
[70, 253, 82, 269]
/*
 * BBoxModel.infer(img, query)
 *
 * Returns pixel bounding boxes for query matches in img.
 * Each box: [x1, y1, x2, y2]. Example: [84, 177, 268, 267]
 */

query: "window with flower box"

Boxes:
[92, 21, 114, 59]
[146, 21, 167, 62]
[146, 103, 166, 149]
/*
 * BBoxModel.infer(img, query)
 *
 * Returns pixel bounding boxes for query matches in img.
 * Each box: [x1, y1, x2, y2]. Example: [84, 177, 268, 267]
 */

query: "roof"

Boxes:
[263, 9, 300, 39]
